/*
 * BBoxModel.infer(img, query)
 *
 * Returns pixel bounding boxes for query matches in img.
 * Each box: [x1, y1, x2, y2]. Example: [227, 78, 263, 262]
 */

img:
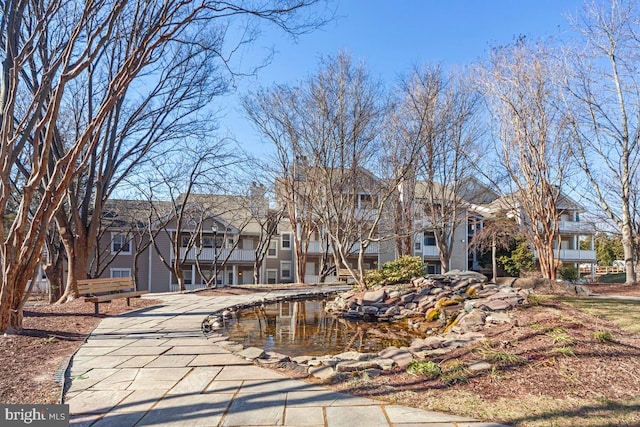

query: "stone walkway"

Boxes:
[66, 287, 509, 427]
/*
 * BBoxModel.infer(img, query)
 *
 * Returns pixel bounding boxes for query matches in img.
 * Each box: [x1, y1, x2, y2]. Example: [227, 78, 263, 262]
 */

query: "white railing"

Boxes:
[557, 221, 596, 234]
[306, 241, 379, 254]
[303, 274, 338, 284]
[534, 249, 597, 262]
[307, 240, 380, 254]
[422, 245, 440, 257]
[178, 247, 255, 262]
[557, 249, 597, 261]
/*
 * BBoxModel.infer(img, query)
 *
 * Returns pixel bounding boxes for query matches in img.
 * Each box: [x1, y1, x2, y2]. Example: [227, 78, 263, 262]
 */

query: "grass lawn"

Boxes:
[558, 296, 640, 334]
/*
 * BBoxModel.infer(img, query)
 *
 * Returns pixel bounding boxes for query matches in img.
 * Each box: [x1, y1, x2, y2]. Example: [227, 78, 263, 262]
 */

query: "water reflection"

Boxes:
[220, 298, 421, 357]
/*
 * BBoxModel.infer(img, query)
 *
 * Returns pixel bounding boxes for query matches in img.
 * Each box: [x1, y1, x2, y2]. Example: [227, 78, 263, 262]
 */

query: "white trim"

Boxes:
[281, 233, 292, 250]
[265, 269, 278, 285]
[110, 232, 132, 255]
[267, 240, 278, 258]
[110, 268, 132, 278]
[280, 261, 292, 280]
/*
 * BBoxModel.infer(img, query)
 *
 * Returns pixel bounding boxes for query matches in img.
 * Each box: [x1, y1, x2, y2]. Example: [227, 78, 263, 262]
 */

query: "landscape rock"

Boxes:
[309, 365, 336, 380]
[468, 361, 492, 373]
[238, 346, 266, 360]
[379, 346, 414, 368]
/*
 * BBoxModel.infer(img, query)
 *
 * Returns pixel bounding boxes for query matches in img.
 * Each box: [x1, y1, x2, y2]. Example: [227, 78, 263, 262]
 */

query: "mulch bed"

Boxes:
[0, 296, 160, 404]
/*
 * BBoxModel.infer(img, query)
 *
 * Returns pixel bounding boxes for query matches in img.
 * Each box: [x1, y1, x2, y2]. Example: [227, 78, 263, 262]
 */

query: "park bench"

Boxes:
[77, 277, 148, 314]
[338, 268, 375, 284]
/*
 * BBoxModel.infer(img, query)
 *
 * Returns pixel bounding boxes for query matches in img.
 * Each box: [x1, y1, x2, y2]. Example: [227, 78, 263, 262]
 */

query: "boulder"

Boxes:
[379, 346, 413, 368]
[362, 289, 386, 305]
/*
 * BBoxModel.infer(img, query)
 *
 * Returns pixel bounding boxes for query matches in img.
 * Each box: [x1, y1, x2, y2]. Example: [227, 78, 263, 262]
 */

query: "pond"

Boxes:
[219, 298, 422, 357]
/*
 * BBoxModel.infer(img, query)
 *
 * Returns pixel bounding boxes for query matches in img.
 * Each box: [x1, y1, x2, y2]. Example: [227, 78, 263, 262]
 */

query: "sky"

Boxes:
[218, 0, 587, 155]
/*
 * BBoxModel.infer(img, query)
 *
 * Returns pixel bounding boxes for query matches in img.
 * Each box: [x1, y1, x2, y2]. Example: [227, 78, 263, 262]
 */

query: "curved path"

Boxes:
[66, 287, 508, 427]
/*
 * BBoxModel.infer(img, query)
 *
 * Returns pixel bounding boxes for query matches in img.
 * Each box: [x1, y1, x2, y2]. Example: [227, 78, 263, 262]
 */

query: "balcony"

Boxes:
[556, 249, 597, 262]
[306, 241, 380, 254]
[421, 245, 440, 258]
[557, 221, 596, 234]
[534, 249, 597, 262]
[178, 247, 255, 262]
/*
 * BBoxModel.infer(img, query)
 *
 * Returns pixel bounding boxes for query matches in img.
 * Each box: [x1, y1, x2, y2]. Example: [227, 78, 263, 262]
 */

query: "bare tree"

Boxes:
[397, 65, 482, 272]
[478, 39, 574, 281]
[246, 53, 415, 286]
[243, 86, 316, 282]
[0, 0, 327, 331]
[563, 0, 640, 284]
[145, 140, 240, 291]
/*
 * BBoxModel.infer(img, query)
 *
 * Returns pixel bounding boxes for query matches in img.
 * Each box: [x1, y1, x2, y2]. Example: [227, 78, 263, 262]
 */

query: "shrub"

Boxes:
[559, 266, 579, 282]
[498, 237, 534, 276]
[365, 256, 424, 287]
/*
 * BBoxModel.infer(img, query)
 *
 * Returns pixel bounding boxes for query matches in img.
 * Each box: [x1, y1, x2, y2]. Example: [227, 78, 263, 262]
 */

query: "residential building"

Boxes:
[90, 176, 596, 293]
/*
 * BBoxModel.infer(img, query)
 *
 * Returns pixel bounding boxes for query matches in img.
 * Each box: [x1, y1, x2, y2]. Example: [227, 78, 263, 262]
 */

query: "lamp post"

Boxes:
[211, 223, 218, 288]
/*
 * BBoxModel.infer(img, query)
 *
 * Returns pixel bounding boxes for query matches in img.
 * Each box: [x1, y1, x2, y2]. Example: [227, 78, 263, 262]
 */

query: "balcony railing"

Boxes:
[306, 241, 379, 254]
[557, 221, 596, 234]
[421, 245, 440, 257]
[303, 274, 338, 284]
[178, 247, 255, 262]
[556, 249, 597, 261]
[534, 249, 597, 262]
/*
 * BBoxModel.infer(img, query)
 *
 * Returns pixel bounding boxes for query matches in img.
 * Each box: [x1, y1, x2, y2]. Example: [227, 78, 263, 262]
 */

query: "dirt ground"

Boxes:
[1, 283, 639, 426]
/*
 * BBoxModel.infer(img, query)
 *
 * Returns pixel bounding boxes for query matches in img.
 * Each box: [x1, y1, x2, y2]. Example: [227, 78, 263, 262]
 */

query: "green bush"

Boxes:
[498, 237, 534, 276]
[365, 256, 424, 287]
[559, 266, 579, 281]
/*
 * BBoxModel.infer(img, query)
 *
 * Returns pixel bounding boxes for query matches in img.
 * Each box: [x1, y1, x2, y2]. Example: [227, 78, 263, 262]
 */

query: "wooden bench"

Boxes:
[338, 268, 375, 284]
[77, 277, 148, 314]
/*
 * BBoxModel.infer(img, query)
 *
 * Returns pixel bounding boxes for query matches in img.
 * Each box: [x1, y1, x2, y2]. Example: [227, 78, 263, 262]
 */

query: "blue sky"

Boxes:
[220, 0, 586, 154]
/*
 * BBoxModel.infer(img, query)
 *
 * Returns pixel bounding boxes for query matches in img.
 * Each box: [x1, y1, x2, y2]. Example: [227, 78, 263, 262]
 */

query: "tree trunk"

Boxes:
[492, 237, 498, 283]
[44, 260, 64, 304]
[621, 207, 637, 284]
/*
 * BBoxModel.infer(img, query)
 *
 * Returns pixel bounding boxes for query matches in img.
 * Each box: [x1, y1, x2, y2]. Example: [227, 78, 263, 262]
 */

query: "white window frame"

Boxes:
[280, 261, 292, 280]
[267, 240, 278, 258]
[110, 268, 131, 278]
[281, 233, 292, 250]
[111, 233, 131, 255]
[266, 269, 278, 285]
[181, 268, 193, 285]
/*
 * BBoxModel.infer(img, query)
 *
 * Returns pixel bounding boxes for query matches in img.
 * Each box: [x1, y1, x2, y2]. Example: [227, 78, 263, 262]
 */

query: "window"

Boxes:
[267, 240, 278, 258]
[358, 193, 375, 209]
[426, 264, 441, 275]
[110, 268, 131, 278]
[424, 234, 436, 246]
[266, 269, 277, 284]
[181, 235, 191, 248]
[202, 237, 214, 248]
[227, 237, 235, 249]
[414, 239, 422, 252]
[281, 233, 291, 250]
[280, 261, 292, 279]
[182, 268, 193, 285]
[111, 233, 131, 254]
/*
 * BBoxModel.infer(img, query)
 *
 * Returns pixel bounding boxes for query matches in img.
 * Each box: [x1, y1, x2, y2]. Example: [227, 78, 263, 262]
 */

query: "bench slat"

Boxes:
[84, 291, 148, 303]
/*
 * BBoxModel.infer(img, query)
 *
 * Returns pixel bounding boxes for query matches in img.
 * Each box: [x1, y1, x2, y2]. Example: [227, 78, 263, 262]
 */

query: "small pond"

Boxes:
[219, 298, 422, 357]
